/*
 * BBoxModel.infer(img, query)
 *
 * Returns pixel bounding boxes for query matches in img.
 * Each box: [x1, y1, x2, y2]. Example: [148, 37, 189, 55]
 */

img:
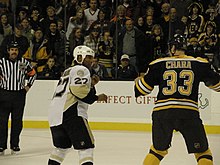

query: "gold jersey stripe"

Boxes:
[150, 55, 208, 65]
[141, 77, 153, 90]
[153, 105, 199, 111]
[155, 98, 198, 105]
[135, 80, 148, 95]
[208, 81, 220, 89]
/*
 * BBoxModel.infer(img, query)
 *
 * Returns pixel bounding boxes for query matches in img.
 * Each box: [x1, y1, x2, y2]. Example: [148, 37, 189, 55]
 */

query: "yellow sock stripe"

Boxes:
[150, 145, 168, 158]
[194, 148, 212, 161]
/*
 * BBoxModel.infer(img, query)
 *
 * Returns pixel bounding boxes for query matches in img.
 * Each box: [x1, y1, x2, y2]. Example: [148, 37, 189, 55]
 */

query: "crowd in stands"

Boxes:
[0, 0, 220, 80]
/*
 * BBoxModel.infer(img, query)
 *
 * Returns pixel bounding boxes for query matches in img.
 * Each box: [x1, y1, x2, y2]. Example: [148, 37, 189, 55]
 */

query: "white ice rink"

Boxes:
[0, 129, 220, 165]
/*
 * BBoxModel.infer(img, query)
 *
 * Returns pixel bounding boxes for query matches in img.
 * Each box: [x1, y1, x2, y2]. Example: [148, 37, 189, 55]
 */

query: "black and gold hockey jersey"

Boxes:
[135, 55, 220, 119]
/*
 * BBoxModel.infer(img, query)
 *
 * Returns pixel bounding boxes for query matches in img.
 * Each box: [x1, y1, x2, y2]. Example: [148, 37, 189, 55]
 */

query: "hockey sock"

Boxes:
[194, 148, 213, 165]
[48, 159, 60, 165]
[143, 145, 168, 165]
[82, 162, 93, 165]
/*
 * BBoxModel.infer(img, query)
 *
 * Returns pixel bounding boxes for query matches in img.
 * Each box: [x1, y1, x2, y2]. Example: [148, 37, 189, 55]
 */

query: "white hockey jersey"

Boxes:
[48, 65, 93, 126]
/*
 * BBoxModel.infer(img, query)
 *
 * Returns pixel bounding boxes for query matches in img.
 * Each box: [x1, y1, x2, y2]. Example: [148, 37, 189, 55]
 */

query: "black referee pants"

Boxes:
[0, 89, 26, 149]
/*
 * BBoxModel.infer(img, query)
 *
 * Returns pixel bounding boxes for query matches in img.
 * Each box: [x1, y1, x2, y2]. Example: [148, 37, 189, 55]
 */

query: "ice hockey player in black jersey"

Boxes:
[48, 45, 108, 165]
[134, 34, 220, 165]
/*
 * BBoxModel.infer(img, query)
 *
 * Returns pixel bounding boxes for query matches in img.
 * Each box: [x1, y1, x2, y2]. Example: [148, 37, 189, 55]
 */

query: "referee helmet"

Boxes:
[7, 41, 19, 50]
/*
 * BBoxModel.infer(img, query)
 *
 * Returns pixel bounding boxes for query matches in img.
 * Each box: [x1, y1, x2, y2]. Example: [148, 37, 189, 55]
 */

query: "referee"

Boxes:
[0, 42, 37, 155]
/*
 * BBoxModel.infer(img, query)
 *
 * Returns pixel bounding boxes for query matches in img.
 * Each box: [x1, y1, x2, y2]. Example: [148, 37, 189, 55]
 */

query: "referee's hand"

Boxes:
[24, 86, 30, 92]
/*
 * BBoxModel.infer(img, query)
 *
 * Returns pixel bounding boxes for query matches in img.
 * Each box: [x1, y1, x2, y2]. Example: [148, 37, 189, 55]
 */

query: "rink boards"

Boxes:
[17, 80, 220, 133]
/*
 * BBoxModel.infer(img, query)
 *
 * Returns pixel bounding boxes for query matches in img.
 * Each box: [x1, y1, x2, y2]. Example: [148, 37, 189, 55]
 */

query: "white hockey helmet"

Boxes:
[73, 45, 95, 64]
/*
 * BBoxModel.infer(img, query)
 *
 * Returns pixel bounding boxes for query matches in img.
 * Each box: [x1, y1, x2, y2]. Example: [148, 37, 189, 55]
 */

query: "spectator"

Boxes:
[109, 5, 130, 37]
[120, 0, 134, 19]
[84, 0, 100, 32]
[98, 0, 112, 21]
[216, 0, 220, 14]
[90, 9, 111, 37]
[181, 15, 189, 37]
[117, 19, 149, 74]
[187, 2, 205, 38]
[151, 0, 164, 19]
[83, 27, 101, 54]
[79, 0, 88, 11]
[169, 7, 186, 38]
[66, 0, 81, 19]
[91, 56, 109, 79]
[0, 24, 29, 58]
[0, 13, 13, 42]
[204, 4, 220, 39]
[148, 24, 167, 60]
[57, 19, 65, 35]
[40, 6, 58, 34]
[144, 6, 155, 19]
[97, 30, 114, 77]
[135, 16, 146, 34]
[198, 21, 219, 68]
[155, 2, 170, 42]
[204, 3, 216, 22]
[44, 21, 66, 70]
[67, 27, 84, 53]
[29, 6, 42, 31]
[131, 0, 151, 19]
[66, 8, 87, 40]
[38, 57, 61, 80]
[145, 15, 154, 36]
[20, 18, 34, 42]
[171, 0, 192, 19]
[111, 54, 138, 80]
[186, 37, 205, 58]
[23, 28, 49, 74]
[16, 7, 28, 24]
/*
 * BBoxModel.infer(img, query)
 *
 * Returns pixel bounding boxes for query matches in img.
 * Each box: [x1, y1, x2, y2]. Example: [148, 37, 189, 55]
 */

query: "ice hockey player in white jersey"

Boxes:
[48, 45, 108, 165]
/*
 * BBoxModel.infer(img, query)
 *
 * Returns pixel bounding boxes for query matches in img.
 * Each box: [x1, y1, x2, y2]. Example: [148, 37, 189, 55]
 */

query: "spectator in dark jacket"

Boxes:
[0, 24, 29, 58]
[44, 21, 66, 70]
[38, 57, 61, 80]
[117, 19, 150, 74]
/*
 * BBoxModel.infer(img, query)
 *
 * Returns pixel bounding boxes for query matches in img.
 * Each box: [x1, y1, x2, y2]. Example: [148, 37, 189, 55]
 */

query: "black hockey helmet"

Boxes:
[169, 34, 187, 51]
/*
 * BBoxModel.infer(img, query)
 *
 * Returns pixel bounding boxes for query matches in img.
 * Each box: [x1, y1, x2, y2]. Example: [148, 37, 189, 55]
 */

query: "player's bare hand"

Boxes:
[91, 74, 100, 86]
[97, 94, 108, 102]
[0, 75, 3, 80]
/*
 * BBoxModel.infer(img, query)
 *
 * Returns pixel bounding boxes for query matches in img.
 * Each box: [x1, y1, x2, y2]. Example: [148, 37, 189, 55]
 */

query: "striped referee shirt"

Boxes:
[0, 57, 37, 91]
